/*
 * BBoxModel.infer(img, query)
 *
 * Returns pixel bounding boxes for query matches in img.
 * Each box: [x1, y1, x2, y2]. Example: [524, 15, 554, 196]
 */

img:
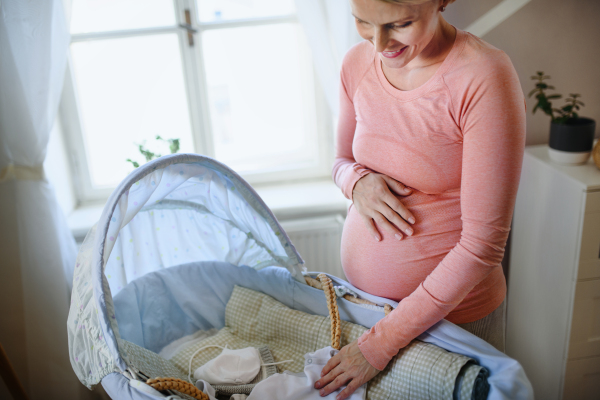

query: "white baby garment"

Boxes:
[195, 379, 248, 400]
[195, 380, 218, 400]
[246, 346, 366, 400]
[194, 347, 262, 385]
[195, 346, 366, 400]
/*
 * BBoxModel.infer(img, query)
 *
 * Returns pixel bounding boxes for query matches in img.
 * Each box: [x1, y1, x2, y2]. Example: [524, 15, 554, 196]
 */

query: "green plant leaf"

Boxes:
[170, 139, 180, 154]
[126, 158, 140, 168]
[536, 95, 552, 112]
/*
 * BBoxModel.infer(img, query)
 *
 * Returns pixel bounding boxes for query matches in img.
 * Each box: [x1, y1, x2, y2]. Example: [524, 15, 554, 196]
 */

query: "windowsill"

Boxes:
[68, 179, 351, 242]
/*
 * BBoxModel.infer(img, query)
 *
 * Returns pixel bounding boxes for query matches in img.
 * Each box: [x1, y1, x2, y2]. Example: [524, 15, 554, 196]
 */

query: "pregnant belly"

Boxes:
[341, 190, 462, 302]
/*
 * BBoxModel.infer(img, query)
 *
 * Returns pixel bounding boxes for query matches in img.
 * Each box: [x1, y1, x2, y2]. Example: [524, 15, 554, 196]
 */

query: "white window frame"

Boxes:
[60, 0, 334, 205]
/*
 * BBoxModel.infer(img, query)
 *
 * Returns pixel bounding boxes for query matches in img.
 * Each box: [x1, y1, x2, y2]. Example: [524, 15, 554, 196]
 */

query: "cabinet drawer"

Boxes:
[563, 356, 600, 400]
[578, 200, 600, 280]
[568, 279, 600, 359]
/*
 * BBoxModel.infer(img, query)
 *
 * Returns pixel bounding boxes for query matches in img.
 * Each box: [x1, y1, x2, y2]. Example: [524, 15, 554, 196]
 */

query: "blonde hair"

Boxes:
[376, 0, 456, 5]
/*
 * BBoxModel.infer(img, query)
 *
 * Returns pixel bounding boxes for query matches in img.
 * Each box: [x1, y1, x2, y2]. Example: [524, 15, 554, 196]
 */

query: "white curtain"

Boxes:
[0, 0, 80, 398]
[294, 0, 362, 116]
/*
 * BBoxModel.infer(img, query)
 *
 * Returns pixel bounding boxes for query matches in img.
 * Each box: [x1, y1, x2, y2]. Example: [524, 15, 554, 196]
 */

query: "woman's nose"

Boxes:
[373, 28, 390, 53]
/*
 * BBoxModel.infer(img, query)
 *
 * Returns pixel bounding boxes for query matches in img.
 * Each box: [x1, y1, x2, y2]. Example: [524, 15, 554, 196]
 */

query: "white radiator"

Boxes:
[280, 214, 347, 280]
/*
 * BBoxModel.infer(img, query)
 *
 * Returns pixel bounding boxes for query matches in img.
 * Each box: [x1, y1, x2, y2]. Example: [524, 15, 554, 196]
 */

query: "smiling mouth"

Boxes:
[382, 46, 408, 58]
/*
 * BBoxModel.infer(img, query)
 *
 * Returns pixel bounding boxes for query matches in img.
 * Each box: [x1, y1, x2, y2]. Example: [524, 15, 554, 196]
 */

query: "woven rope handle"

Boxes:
[306, 275, 395, 349]
[146, 377, 209, 400]
[317, 274, 342, 350]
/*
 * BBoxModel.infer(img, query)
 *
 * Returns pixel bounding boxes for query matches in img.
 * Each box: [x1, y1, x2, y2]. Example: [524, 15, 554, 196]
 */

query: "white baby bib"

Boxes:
[193, 347, 261, 385]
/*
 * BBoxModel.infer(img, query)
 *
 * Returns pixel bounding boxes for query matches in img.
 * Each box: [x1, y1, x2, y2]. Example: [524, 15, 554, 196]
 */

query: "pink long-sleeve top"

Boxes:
[333, 28, 526, 370]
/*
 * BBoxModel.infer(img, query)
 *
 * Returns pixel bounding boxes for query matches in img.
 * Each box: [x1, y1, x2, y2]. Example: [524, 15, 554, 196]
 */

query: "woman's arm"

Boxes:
[356, 53, 527, 370]
[332, 72, 373, 201]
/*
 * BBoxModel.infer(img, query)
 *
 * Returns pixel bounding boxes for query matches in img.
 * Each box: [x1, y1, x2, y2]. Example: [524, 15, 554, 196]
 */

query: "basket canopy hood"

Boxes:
[67, 154, 304, 387]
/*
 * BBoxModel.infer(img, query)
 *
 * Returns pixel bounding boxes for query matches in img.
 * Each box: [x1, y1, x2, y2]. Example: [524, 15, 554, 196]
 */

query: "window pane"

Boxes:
[197, 0, 295, 22]
[71, 0, 176, 34]
[70, 34, 194, 188]
[202, 23, 317, 173]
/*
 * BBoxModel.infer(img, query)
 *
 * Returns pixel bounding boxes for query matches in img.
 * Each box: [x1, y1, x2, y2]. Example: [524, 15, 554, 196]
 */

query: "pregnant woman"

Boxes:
[314, 0, 526, 398]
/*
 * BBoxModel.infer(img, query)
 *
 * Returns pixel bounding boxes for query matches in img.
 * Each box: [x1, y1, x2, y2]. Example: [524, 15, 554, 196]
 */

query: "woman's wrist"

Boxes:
[357, 330, 391, 371]
[349, 168, 372, 201]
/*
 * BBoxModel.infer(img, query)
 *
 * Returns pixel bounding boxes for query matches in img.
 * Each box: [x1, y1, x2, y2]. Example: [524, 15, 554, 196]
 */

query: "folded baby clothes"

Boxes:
[245, 346, 366, 400]
[195, 346, 365, 400]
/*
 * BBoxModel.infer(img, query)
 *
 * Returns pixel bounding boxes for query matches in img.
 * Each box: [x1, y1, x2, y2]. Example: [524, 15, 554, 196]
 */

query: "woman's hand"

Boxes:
[314, 340, 380, 399]
[352, 173, 416, 241]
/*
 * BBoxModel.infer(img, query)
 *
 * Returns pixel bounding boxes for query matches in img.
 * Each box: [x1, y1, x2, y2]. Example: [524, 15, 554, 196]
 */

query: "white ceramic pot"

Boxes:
[548, 118, 595, 165]
[548, 148, 591, 165]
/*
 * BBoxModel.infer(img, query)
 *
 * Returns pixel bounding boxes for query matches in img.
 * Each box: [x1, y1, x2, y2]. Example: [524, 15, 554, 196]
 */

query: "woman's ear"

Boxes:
[439, 0, 448, 12]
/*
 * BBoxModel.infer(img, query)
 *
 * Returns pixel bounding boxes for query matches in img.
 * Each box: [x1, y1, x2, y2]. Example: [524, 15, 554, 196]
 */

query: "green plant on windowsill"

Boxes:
[126, 136, 180, 168]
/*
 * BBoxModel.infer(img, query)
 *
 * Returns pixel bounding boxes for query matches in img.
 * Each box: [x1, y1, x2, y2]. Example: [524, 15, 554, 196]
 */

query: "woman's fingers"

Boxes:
[353, 173, 417, 241]
[314, 341, 381, 398]
[320, 372, 352, 397]
[371, 211, 405, 240]
[336, 379, 362, 400]
[371, 174, 416, 226]
[360, 213, 387, 242]
[383, 194, 416, 226]
[381, 177, 416, 225]
[320, 352, 341, 378]
[361, 209, 409, 241]
[382, 174, 412, 197]
[380, 206, 414, 237]
[316, 364, 344, 389]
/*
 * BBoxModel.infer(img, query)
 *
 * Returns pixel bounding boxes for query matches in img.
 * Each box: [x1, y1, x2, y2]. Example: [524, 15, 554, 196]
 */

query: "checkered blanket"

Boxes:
[167, 286, 489, 400]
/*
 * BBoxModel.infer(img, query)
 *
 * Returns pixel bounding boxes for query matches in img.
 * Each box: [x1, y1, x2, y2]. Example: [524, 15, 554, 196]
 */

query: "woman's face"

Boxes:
[350, 0, 443, 69]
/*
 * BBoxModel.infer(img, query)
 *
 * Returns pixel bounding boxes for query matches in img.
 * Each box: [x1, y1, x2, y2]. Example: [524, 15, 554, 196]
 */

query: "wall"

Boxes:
[0, 181, 29, 400]
[445, 0, 600, 144]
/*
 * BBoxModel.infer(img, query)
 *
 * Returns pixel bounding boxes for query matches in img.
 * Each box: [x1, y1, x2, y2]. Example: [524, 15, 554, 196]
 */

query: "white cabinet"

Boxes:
[507, 145, 600, 400]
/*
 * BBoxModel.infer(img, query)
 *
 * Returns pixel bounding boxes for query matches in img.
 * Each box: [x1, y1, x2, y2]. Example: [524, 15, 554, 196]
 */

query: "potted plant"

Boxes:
[529, 71, 596, 165]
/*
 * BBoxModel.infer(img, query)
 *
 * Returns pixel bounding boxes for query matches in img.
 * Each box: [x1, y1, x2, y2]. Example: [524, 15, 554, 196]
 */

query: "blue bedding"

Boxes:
[111, 261, 533, 400]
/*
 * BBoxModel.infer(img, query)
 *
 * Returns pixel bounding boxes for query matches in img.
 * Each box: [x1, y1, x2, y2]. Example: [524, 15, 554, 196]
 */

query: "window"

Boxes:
[61, 0, 333, 204]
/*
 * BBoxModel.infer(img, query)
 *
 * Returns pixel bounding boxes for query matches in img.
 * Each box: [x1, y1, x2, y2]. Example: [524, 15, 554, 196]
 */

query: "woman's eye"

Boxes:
[391, 22, 412, 29]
